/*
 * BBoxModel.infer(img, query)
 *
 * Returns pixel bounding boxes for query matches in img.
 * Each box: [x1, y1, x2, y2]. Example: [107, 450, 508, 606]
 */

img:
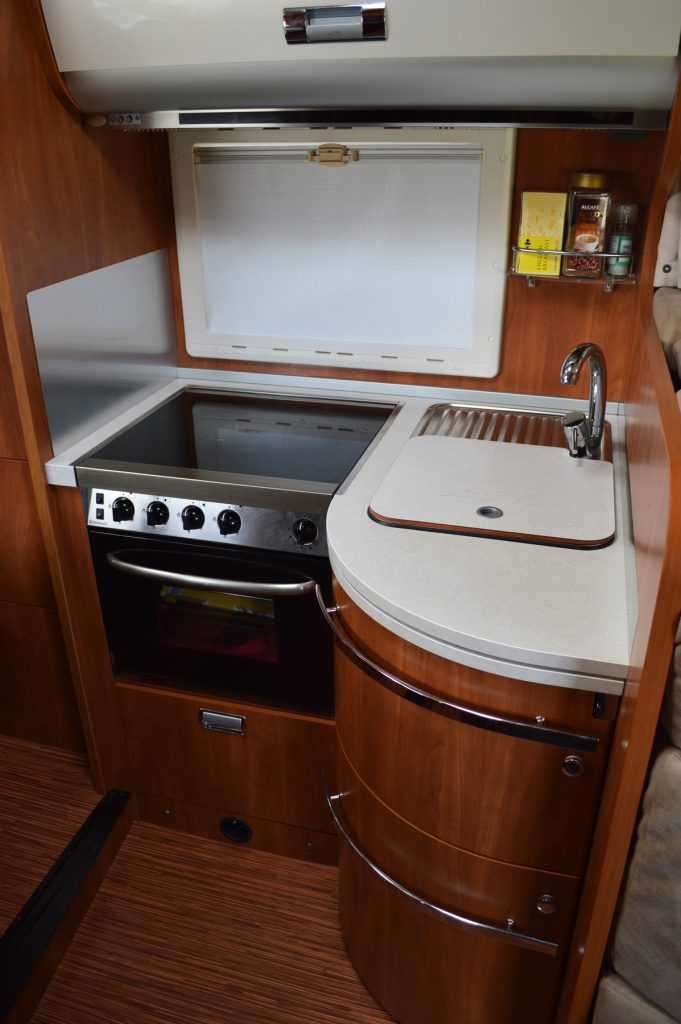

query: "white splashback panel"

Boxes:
[28, 250, 177, 455]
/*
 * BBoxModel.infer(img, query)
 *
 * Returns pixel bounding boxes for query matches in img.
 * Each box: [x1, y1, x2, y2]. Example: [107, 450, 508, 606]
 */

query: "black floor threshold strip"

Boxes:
[0, 788, 131, 1022]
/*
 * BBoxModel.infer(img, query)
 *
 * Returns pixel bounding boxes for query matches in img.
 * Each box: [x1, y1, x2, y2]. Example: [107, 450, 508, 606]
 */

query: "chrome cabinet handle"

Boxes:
[200, 709, 246, 735]
[324, 776, 558, 957]
[106, 551, 317, 597]
[315, 588, 599, 753]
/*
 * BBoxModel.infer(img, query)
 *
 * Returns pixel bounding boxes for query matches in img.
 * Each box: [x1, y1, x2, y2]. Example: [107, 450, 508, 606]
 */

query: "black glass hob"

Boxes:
[76, 388, 395, 512]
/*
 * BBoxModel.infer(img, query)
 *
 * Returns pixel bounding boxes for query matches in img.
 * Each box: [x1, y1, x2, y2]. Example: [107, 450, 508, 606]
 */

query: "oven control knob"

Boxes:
[181, 505, 205, 531]
[217, 509, 242, 536]
[146, 501, 169, 527]
[111, 497, 135, 522]
[292, 518, 318, 546]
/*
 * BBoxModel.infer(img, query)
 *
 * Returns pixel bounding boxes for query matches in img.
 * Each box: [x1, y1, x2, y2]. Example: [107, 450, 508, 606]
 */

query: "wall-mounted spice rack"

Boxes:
[510, 247, 636, 293]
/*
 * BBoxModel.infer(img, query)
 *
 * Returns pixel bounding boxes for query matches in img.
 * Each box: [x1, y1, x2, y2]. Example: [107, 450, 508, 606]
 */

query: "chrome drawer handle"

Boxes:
[324, 776, 558, 957]
[200, 710, 246, 735]
[315, 588, 599, 753]
[106, 551, 317, 598]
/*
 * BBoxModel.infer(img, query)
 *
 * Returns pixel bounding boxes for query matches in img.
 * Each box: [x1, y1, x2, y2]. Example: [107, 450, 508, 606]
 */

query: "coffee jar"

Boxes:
[562, 172, 611, 278]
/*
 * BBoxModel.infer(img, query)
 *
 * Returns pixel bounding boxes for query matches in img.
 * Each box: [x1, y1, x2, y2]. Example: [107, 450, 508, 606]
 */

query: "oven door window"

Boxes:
[157, 586, 278, 662]
[89, 535, 333, 715]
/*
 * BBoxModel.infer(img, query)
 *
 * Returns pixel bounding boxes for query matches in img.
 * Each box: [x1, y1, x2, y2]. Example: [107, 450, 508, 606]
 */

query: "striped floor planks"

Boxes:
[0, 735, 99, 933]
[32, 822, 394, 1023]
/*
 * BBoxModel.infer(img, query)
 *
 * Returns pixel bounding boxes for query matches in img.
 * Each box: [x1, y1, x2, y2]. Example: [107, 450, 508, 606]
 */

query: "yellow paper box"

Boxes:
[514, 191, 567, 277]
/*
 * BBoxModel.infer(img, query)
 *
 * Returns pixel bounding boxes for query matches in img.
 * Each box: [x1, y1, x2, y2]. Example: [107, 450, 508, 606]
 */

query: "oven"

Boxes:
[80, 388, 396, 716]
[88, 518, 334, 715]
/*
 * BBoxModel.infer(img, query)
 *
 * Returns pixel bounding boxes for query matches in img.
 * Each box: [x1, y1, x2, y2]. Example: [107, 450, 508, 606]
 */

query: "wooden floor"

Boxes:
[31, 822, 394, 1024]
[0, 735, 391, 1022]
[0, 735, 98, 933]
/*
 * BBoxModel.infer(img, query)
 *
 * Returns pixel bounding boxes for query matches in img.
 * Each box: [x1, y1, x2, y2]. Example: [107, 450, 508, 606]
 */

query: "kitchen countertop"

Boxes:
[46, 370, 636, 695]
[327, 392, 635, 695]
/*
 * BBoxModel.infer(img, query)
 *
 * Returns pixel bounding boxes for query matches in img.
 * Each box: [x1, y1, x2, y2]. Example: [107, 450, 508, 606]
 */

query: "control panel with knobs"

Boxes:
[181, 505, 205, 531]
[87, 490, 327, 557]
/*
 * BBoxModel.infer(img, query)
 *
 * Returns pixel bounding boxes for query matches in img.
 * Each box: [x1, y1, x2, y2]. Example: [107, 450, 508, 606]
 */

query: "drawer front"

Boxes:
[335, 747, 580, 950]
[336, 649, 609, 874]
[116, 682, 336, 833]
[339, 841, 563, 1024]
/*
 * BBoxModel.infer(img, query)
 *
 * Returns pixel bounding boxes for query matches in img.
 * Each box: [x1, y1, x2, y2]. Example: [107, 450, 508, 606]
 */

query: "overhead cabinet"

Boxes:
[37, 0, 681, 112]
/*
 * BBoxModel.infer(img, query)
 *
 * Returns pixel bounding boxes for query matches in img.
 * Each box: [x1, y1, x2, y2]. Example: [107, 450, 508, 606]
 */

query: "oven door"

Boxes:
[88, 530, 333, 716]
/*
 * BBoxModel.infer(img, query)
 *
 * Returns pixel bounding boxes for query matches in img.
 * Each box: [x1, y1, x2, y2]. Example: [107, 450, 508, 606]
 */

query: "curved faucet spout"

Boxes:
[559, 343, 607, 458]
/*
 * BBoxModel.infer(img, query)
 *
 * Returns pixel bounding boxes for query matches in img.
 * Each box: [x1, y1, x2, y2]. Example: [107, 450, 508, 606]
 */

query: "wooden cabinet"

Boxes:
[331, 581, 617, 1024]
[336, 649, 611, 875]
[0, 601, 83, 749]
[116, 681, 337, 862]
[0, 459, 55, 607]
[0, 322, 24, 460]
[336, 748, 581, 948]
[0, 460, 84, 750]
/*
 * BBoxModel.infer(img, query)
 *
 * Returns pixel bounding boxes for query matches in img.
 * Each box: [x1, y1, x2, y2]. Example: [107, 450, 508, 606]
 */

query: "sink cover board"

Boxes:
[368, 436, 615, 548]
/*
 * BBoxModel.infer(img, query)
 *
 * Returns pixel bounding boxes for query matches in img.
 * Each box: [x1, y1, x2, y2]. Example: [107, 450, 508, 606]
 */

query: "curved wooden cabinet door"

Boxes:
[339, 841, 564, 1024]
[333, 751, 572, 1024]
[336, 654, 607, 873]
[332, 585, 614, 875]
[335, 748, 580, 950]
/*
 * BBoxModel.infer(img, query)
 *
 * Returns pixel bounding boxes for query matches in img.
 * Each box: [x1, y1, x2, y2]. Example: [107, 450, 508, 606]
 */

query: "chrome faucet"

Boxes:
[559, 343, 607, 459]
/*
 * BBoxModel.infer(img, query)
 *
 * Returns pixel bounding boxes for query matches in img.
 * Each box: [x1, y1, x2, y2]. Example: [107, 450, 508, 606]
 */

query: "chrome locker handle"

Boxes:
[324, 775, 558, 957]
[283, 3, 387, 44]
[200, 710, 246, 735]
[315, 587, 599, 753]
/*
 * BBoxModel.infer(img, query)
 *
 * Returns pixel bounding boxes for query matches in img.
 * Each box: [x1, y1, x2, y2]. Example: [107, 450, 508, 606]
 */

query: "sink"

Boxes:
[368, 431, 615, 549]
[415, 403, 611, 461]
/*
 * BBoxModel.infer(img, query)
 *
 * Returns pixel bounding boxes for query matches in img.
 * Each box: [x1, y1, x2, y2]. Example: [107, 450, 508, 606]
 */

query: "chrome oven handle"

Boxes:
[106, 551, 317, 597]
[315, 587, 599, 753]
[323, 775, 558, 957]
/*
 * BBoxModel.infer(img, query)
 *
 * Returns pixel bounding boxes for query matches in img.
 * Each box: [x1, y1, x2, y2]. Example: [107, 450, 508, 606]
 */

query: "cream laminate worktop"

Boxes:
[327, 392, 635, 695]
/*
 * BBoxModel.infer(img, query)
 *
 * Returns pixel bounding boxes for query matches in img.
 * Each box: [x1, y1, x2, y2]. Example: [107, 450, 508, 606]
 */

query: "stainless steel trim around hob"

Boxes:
[77, 462, 339, 515]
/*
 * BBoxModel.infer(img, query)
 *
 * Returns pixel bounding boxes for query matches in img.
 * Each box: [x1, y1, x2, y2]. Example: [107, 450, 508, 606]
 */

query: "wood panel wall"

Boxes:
[176, 128, 665, 403]
[0, 1, 174, 780]
[555, 84, 681, 1024]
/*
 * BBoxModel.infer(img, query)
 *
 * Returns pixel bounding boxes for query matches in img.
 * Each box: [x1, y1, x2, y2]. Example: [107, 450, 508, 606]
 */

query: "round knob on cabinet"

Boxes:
[562, 755, 585, 778]
[146, 501, 169, 527]
[292, 518, 318, 546]
[111, 497, 135, 522]
[217, 509, 242, 536]
[181, 505, 205, 531]
[536, 894, 558, 916]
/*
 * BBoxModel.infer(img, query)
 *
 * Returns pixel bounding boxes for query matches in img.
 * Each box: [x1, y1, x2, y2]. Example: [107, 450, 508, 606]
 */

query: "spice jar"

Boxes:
[562, 172, 611, 278]
[606, 202, 638, 278]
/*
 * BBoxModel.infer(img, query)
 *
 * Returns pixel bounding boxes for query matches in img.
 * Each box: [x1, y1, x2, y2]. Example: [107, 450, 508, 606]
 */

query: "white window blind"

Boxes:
[171, 130, 515, 376]
[195, 149, 481, 351]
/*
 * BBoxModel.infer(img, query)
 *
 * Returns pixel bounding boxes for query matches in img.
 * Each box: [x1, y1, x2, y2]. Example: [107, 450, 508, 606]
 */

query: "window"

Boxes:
[172, 128, 515, 377]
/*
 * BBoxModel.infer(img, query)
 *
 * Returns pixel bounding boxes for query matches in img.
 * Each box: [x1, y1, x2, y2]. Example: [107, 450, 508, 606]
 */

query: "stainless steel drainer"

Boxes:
[415, 403, 611, 460]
